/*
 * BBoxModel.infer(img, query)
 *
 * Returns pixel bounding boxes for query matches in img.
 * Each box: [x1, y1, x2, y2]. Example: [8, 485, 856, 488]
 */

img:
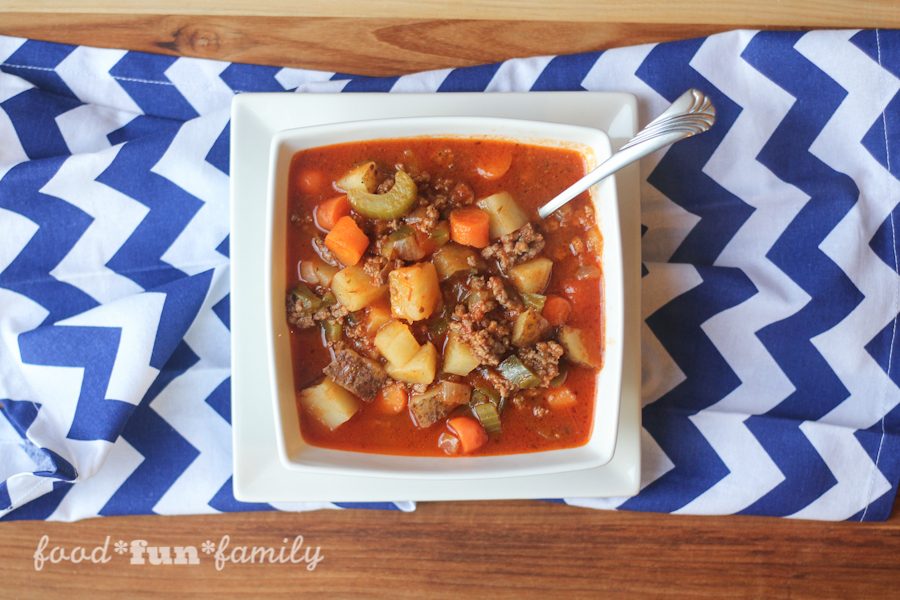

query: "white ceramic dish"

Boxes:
[265, 117, 624, 479]
[231, 92, 641, 502]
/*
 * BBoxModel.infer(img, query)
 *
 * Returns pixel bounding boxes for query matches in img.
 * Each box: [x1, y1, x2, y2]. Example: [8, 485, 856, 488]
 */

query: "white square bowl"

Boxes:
[265, 116, 624, 479]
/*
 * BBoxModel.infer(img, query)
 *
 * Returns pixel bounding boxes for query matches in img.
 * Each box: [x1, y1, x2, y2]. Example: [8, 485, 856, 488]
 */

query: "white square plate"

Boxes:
[231, 92, 642, 502]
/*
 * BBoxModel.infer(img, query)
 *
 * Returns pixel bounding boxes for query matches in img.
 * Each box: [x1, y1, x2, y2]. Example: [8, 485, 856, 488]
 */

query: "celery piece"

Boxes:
[323, 320, 343, 343]
[498, 355, 540, 389]
[520, 292, 546, 312]
[348, 169, 418, 219]
[290, 283, 322, 312]
[472, 401, 502, 434]
[430, 221, 451, 247]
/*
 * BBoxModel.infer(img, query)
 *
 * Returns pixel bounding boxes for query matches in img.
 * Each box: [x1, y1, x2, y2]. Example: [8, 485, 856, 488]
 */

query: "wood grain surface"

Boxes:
[2, 0, 900, 26]
[2, 499, 899, 599]
[0, 14, 743, 75]
[1, 6, 899, 599]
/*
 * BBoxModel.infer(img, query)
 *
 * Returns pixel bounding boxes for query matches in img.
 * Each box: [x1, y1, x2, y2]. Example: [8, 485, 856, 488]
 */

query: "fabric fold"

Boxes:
[0, 29, 897, 521]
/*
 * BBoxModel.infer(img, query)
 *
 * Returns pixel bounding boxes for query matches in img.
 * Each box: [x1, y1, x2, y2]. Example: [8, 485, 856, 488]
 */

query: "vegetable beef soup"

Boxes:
[285, 138, 604, 456]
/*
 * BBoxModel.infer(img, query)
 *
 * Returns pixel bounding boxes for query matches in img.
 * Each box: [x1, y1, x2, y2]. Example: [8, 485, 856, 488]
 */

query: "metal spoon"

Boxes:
[537, 88, 716, 219]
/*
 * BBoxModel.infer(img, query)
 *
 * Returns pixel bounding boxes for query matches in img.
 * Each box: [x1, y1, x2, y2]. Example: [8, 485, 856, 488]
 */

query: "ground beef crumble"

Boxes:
[445, 274, 524, 367]
[488, 276, 523, 314]
[341, 317, 379, 359]
[482, 368, 518, 399]
[405, 204, 440, 236]
[313, 301, 348, 323]
[449, 303, 510, 367]
[286, 296, 316, 329]
[286, 293, 348, 330]
[375, 176, 393, 194]
[312, 236, 339, 266]
[532, 404, 550, 418]
[362, 254, 403, 286]
[451, 182, 474, 206]
[518, 341, 565, 387]
[481, 223, 545, 272]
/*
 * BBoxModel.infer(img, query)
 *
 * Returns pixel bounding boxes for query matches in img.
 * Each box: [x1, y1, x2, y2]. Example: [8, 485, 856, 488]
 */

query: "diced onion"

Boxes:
[575, 265, 601, 280]
[438, 432, 460, 455]
[299, 258, 339, 287]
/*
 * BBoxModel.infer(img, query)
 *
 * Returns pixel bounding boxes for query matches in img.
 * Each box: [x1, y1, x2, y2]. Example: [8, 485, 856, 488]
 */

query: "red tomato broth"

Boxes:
[286, 137, 603, 456]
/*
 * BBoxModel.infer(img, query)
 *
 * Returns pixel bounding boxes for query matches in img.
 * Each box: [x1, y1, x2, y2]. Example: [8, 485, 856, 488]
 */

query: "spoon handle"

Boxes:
[537, 89, 716, 219]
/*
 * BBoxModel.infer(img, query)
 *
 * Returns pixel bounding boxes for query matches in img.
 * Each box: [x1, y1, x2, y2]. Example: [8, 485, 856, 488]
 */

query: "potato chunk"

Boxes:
[374, 320, 421, 366]
[389, 263, 440, 322]
[476, 191, 529, 239]
[512, 309, 550, 348]
[433, 243, 478, 281]
[336, 161, 377, 193]
[299, 378, 360, 430]
[365, 302, 392, 337]
[385, 342, 438, 385]
[442, 332, 480, 376]
[331, 265, 387, 311]
[559, 326, 598, 368]
[508, 257, 553, 294]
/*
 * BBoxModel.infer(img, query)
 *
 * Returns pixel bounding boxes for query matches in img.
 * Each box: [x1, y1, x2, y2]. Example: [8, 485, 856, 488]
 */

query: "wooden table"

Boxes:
[1, 3, 899, 597]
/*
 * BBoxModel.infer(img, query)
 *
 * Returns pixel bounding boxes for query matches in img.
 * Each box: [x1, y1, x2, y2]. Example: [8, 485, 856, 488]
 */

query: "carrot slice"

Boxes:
[447, 416, 488, 454]
[449, 207, 490, 249]
[297, 169, 326, 195]
[324, 216, 369, 266]
[315, 195, 350, 230]
[542, 295, 572, 326]
[475, 150, 513, 181]
[373, 383, 408, 415]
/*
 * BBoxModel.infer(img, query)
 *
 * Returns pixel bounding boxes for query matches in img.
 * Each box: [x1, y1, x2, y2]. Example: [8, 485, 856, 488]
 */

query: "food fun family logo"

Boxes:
[32, 534, 324, 572]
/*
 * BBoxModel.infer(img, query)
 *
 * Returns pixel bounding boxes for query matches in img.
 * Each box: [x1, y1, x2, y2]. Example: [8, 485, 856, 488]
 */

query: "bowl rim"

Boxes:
[264, 115, 624, 479]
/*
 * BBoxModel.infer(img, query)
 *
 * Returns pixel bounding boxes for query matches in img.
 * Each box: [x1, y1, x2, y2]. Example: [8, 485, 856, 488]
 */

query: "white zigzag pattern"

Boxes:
[672, 30, 810, 514]
[155, 110, 231, 278]
[127, 77, 232, 515]
[47, 436, 144, 521]
[60, 292, 163, 407]
[274, 66, 334, 91]
[485, 56, 554, 92]
[792, 421, 891, 521]
[0, 71, 32, 104]
[0, 408, 49, 482]
[56, 104, 136, 155]
[0, 36, 26, 65]
[0, 474, 54, 520]
[0, 209, 48, 408]
[53, 46, 142, 153]
[296, 79, 351, 93]
[151, 300, 231, 514]
[53, 45, 143, 113]
[2, 31, 899, 520]
[580, 42, 701, 408]
[0, 73, 31, 180]
[43, 147, 148, 304]
[165, 57, 234, 116]
[786, 30, 900, 520]
[17, 293, 165, 486]
[569, 43, 701, 506]
[392, 68, 454, 92]
[798, 31, 900, 429]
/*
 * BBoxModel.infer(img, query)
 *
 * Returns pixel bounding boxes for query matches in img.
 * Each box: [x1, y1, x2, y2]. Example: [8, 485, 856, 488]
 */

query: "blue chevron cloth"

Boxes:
[0, 29, 897, 521]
